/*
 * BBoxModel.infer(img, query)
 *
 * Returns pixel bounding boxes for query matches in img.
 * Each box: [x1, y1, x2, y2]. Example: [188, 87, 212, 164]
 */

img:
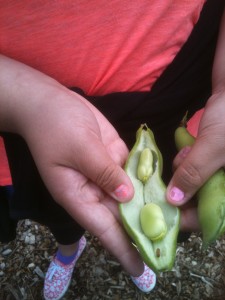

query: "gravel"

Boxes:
[0, 219, 225, 300]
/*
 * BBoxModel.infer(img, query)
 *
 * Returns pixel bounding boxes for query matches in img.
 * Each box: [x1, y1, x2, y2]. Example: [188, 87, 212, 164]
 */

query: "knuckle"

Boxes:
[95, 163, 120, 189]
[179, 161, 203, 189]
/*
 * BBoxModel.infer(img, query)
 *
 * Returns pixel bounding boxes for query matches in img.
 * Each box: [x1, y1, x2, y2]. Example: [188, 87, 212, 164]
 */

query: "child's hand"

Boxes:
[167, 91, 225, 231]
[0, 55, 144, 277]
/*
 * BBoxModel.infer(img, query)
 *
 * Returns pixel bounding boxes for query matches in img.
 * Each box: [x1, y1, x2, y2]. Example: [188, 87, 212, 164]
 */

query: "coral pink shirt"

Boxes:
[1, 1, 205, 95]
[0, 1, 205, 185]
[0, 138, 12, 185]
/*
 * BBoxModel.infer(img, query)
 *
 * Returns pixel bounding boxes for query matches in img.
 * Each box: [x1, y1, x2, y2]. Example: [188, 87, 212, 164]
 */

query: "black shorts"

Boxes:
[1, 0, 224, 244]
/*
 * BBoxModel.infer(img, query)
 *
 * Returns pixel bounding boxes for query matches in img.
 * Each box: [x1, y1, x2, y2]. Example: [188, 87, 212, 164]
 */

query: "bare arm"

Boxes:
[0, 55, 145, 276]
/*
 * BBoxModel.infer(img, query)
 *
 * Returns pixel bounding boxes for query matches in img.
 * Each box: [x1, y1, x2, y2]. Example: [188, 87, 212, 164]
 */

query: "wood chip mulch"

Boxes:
[0, 219, 225, 300]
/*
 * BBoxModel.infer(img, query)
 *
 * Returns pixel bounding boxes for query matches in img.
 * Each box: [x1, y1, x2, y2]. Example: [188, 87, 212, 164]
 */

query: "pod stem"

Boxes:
[179, 111, 189, 128]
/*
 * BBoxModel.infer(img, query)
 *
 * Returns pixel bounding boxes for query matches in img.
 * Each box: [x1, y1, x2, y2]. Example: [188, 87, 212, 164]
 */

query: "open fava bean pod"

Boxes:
[119, 124, 180, 273]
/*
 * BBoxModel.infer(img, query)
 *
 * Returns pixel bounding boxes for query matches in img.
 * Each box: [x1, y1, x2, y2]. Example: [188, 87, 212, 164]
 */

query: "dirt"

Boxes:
[0, 219, 225, 300]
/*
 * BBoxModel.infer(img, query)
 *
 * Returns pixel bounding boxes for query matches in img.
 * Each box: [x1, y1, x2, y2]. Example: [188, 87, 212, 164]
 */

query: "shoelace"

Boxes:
[48, 263, 63, 281]
[46, 240, 84, 282]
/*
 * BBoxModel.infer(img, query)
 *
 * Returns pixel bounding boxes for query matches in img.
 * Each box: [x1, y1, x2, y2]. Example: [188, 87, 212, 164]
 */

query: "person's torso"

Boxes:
[0, 0, 205, 95]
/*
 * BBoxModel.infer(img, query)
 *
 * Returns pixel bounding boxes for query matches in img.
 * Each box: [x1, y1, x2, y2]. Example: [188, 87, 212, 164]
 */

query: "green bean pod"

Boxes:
[174, 126, 195, 150]
[174, 124, 225, 248]
[198, 169, 225, 248]
[119, 124, 180, 273]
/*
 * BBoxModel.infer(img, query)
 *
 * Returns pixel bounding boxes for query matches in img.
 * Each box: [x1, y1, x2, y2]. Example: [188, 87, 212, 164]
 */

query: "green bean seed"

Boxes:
[137, 148, 153, 184]
[140, 203, 167, 241]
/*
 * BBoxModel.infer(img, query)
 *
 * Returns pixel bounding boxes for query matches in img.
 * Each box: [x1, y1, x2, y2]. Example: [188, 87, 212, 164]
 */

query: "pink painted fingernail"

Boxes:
[169, 187, 184, 202]
[179, 146, 191, 158]
[114, 184, 129, 200]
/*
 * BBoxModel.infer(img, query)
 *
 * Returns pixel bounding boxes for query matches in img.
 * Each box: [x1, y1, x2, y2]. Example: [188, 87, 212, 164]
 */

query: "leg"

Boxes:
[41, 216, 86, 300]
[44, 236, 87, 300]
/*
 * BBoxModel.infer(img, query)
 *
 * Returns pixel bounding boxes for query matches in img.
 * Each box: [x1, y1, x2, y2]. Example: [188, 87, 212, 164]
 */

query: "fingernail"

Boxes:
[179, 146, 191, 158]
[114, 184, 129, 200]
[169, 186, 184, 202]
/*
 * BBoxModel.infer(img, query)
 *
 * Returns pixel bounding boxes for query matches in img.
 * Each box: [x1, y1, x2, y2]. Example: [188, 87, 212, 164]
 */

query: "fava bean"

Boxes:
[137, 148, 153, 184]
[140, 203, 167, 241]
[119, 124, 180, 273]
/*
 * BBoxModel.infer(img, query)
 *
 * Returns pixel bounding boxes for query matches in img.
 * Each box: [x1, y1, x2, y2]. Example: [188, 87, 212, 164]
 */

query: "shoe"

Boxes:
[43, 236, 86, 300]
[131, 263, 156, 293]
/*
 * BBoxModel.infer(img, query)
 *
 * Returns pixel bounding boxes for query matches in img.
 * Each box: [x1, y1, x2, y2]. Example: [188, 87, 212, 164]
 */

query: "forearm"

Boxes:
[0, 54, 64, 135]
[212, 9, 225, 93]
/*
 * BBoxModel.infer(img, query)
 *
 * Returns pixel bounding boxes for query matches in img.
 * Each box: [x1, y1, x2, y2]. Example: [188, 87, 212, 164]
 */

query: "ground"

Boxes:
[0, 219, 225, 300]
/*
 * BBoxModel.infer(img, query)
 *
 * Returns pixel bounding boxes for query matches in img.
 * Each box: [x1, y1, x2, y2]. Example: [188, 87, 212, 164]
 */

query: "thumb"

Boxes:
[77, 138, 134, 202]
[166, 137, 221, 206]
